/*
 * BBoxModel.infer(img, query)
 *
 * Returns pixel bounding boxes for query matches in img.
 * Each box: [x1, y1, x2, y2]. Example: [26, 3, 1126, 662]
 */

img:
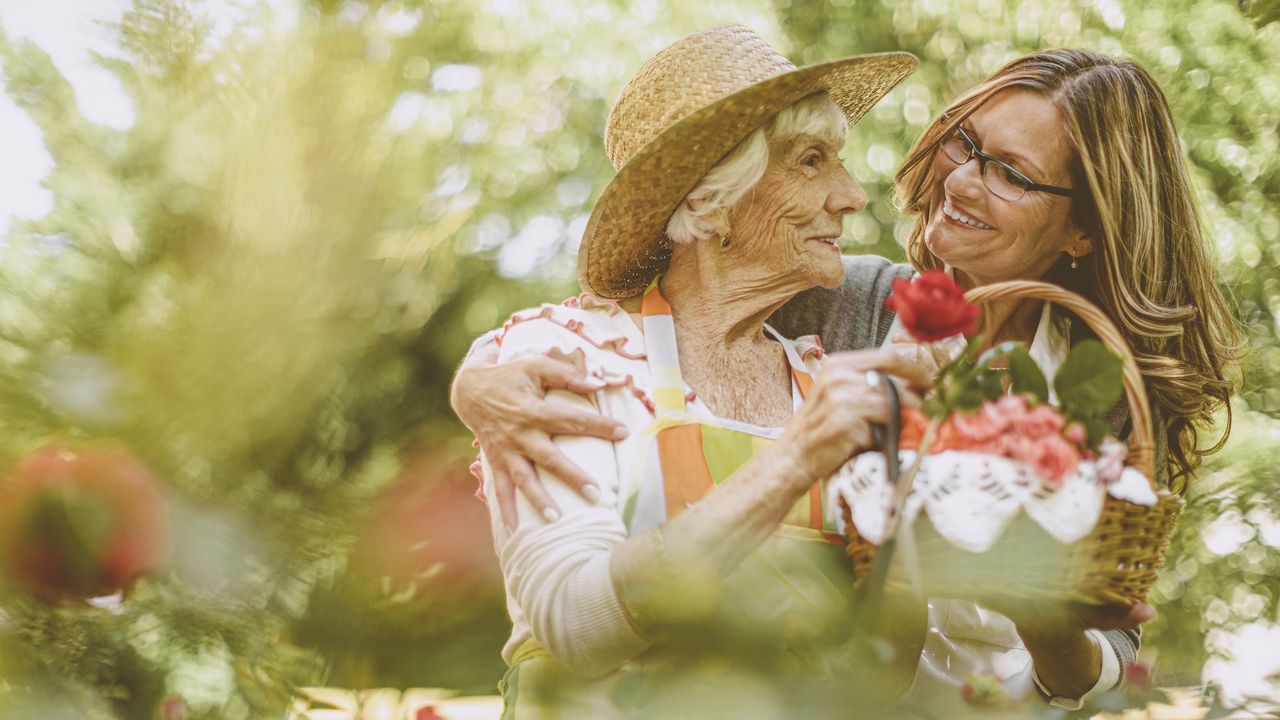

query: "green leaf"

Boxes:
[1079, 415, 1111, 447]
[1054, 340, 1124, 418]
[975, 340, 1023, 368]
[1006, 346, 1049, 403]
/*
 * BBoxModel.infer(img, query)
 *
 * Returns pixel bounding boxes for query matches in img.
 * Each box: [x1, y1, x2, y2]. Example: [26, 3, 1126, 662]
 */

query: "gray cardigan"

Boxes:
[769, 255, 913, 351]
[769, 253, 1138, 688]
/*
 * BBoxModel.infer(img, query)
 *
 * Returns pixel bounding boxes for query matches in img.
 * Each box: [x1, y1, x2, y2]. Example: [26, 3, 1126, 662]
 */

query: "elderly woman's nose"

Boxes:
[827, 166, 869, 215]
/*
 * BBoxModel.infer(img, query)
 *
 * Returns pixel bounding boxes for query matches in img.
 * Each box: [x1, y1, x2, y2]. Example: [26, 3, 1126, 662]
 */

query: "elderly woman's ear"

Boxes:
[680, 198, 732, 243]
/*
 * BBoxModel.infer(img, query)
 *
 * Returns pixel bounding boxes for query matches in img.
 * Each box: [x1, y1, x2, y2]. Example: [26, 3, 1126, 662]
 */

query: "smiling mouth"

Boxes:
[942, 199, 994, 230]
[809, 236, 840, 248]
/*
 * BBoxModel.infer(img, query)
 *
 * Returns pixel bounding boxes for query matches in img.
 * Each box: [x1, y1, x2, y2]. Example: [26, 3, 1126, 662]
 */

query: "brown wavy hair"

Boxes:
[894, 49, 1242, 492]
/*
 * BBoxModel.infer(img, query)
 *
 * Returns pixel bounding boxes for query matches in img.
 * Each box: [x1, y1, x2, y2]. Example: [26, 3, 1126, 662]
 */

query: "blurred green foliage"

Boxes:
[0, 0, 1275, 716]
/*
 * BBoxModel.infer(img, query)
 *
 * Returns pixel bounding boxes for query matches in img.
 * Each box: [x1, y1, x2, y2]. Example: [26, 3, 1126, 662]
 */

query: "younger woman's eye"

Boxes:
[998, 164, 1033, 190]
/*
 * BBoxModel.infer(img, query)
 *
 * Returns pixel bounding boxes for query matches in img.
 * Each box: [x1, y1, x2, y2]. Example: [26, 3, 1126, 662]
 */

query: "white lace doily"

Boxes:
[828, 451, 1157, 552]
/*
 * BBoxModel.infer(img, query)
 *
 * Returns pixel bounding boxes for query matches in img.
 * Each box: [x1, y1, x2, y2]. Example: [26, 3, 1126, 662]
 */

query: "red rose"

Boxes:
[0, 443, 169, 599]
[884, 270, 980, 342]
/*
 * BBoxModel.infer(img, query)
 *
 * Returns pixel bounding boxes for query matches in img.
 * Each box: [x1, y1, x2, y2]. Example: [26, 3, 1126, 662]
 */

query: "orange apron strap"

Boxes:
[790, 364, 826, 533]
[657, 424, 714, 519]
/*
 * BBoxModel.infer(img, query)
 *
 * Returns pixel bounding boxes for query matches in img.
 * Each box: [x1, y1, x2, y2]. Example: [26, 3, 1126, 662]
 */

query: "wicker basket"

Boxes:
[843, 280, 1184, 606]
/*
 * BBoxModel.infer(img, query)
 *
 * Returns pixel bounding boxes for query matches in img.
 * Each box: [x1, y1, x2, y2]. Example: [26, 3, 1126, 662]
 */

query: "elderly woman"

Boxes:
[468, 26, 925, 718]
[455, 46, 1241, 712]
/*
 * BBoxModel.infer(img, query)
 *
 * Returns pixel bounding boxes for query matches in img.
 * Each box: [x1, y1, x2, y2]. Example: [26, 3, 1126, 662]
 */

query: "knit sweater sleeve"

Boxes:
[769, 254, 914, 352]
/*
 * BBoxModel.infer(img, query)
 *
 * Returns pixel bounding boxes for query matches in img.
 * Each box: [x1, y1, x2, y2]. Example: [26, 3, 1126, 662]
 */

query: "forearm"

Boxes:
[610, 441, 815, 628]
[1020, 627, 1101, 699]
[502, 438, 814, 671]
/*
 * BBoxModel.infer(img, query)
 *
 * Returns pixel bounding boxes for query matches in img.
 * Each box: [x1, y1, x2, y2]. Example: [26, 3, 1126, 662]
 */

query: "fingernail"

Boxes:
[542, 507, 561, 523]
[612, 426, 629, 440]
[582, 484, 601, 504]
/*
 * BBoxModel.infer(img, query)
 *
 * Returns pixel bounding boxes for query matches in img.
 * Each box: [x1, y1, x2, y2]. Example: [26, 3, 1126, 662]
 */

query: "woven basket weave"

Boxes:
[843, 280, 1183, 605]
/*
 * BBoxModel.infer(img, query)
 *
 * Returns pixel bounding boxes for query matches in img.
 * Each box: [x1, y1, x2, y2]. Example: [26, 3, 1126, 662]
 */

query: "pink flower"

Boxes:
[952, 407, 1004, 444]
[1019, 404, 1066, 439]
[1026, 435, 1082, 488]
[1095, 436, 1128, 484]
[1063, 421, 1087, 446]
[994, 394, 1029, 417]
[998, 432, 1037, 464]
[960, 674, 1014, 707]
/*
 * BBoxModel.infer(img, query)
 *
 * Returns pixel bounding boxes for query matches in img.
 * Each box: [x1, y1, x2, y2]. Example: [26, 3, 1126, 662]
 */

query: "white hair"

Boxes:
[665, 93, 849, 245]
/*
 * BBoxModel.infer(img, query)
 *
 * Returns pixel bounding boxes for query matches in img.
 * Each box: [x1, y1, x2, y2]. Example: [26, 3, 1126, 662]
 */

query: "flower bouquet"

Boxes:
[833, 272, 1183, 605]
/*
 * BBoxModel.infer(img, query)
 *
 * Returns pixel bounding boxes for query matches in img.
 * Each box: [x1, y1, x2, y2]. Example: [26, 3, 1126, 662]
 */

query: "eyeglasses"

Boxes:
[940, 126, 1076, 202]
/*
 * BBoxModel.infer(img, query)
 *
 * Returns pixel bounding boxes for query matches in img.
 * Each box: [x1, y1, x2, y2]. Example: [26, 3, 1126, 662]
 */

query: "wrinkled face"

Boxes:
[728, 132, 867, 289]
[924, 89, 1087, 285]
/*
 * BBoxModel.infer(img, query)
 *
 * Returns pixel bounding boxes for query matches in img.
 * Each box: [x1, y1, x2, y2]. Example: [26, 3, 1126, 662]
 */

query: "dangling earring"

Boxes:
[720, 232, 731, 249]
[1070, 254, 1079, 270]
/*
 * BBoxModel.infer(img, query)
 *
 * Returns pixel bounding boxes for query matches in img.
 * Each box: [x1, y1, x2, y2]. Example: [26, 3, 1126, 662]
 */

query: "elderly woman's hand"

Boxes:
[451, 344, 629, 529]
[777, 349, 932, 483]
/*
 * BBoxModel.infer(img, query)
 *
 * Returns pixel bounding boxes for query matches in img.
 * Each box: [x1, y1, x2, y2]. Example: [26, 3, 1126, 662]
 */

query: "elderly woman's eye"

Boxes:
[803, 154, 821, 168]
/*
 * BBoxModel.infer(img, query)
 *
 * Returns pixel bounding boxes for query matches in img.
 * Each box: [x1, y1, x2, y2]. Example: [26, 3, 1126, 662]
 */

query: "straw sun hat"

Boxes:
[578, 25, 918, 298]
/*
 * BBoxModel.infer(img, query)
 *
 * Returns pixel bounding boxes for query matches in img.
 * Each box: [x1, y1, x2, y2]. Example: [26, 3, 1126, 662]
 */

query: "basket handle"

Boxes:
[962, 280, 1156, 484]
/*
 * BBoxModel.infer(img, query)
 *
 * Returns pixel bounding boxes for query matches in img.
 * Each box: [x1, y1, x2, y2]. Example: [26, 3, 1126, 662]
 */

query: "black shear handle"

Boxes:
[854, 373, 904, 637]
[870, 373, 902, 486]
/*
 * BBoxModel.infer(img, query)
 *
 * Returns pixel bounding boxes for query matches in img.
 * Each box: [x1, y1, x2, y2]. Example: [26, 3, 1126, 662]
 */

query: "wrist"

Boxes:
[767, 440, 821, 490]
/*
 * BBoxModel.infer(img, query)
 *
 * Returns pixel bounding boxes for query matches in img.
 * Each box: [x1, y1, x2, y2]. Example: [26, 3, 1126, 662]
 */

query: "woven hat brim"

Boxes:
[579, 51, 918, 299]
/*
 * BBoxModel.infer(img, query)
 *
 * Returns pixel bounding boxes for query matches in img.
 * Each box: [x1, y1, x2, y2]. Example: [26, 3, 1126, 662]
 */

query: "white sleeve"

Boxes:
[1031, 629, 1121, 710]
[463, 328, 499, 363]
[484, 314, 650, 677]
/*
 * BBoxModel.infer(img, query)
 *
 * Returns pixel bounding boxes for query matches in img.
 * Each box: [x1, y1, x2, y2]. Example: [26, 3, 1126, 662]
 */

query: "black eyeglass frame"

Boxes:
[942, 126, 1077, 200]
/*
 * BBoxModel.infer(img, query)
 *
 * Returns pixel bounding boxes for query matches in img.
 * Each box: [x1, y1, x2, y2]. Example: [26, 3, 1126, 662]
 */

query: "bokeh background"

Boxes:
[0, 0, 1277, 717]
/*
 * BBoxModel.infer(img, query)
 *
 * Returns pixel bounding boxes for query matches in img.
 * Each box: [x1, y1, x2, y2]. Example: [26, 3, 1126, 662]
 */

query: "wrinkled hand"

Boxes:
[777, 349, 931, 485]
[451, 345, 628, 530]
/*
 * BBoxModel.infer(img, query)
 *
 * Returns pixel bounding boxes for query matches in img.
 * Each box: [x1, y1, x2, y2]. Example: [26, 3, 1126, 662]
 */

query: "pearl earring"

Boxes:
[720, 232, 731, 249]
[1070, 254, 1079, 270]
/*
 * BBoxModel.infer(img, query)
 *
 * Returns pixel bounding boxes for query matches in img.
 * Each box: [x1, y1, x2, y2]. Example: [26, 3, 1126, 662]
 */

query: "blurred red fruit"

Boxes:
[0, 443, 169, 600]
[416, 706, 445, 720]
[1124, 661, 1155, 693]
[352, 451, 500, 598]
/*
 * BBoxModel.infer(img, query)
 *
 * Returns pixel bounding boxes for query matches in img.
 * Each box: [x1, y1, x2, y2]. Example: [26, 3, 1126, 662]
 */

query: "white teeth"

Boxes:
[943, 200, 993, 230]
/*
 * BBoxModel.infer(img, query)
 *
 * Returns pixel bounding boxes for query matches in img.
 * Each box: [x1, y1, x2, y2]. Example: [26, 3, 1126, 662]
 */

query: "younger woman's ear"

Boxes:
[1069, 235, 1094, 259]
